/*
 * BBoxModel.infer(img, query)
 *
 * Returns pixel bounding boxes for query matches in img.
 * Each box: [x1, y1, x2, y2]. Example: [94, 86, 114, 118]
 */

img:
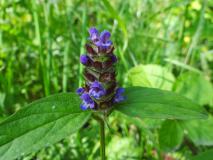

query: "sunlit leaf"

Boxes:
[127, 64, 175, 90]
[174, 72, 213, 106]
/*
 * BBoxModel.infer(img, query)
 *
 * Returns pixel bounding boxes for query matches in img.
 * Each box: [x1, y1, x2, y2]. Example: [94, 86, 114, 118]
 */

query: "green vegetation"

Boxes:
[0, 0, 212, 159]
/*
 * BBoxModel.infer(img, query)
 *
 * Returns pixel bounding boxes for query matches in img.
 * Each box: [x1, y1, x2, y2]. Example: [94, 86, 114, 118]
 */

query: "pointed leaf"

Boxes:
[0, 93, 91, 160]
[115, 87, 207, 120]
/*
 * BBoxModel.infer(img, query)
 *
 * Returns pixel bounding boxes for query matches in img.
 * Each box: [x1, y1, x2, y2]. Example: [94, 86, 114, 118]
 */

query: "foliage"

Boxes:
[115, 87, 207, 119]
[0, 93, 91, 160]
[0, 0, 212, 159]
[158, 120, 184, 151]
[0, 87, 208, 159]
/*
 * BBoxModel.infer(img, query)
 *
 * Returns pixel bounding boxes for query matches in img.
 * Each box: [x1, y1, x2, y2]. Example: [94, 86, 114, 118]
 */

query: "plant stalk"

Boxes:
[99, 118, 105, 160]
[93, 114, 106, 160]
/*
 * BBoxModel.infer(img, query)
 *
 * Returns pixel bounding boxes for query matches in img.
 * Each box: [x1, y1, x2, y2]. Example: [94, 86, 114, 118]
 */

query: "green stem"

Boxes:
[99, 118, 105, 160]
[93, 114, 106, 160]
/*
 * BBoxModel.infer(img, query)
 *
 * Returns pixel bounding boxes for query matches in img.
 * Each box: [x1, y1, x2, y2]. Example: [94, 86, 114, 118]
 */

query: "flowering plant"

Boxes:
[0, 27, 207, 160]
[77, 27, 124, 111]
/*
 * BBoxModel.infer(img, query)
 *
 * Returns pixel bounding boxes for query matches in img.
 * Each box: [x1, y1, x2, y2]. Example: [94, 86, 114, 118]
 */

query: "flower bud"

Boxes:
[80, 55, 90, 65]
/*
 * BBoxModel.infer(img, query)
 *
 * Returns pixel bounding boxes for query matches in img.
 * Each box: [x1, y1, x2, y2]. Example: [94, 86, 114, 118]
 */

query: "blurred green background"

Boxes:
[0, 0, 213, 159]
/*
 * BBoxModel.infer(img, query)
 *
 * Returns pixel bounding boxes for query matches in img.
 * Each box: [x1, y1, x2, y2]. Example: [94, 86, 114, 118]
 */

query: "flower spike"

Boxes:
[76, 27, 125, 110]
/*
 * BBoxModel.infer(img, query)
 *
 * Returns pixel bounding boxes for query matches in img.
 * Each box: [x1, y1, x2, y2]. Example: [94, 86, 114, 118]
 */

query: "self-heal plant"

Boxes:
[77, 28, 125, 159]
[0, 27, 208, 160]
[77, 27, 124, 112]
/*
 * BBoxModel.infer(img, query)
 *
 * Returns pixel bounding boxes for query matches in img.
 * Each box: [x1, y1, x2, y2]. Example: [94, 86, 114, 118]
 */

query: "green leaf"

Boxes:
[158, 120, 183, 151]
[183, 116, 213, 146]
[191, 149, 213, 160]
[0, 93, 91, 160]
[127, 64, 175, 90]
[115, 87, 207, 120]
[174, 72, 213, 106]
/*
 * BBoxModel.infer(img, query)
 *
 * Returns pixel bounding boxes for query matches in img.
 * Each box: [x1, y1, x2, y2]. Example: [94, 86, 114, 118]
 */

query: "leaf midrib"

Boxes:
[117, 102, 205, 116]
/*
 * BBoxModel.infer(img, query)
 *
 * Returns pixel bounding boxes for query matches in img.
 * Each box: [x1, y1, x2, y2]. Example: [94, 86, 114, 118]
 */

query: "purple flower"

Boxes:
[114, 88, 125, 103]
[88, 27, 112, 50]
[80, 55, 89, 65]
[80, 93, 95, 110]
[77, 27, 124, 110]
[89, 81, 106, 99]
[89, 27, 99, 42]
[95, 40, 112, 50]
[95, 31, 112, 49]
[111, 54, 117, 63]
[76, 87, 84, 95]
[100, 30, 111, 42]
